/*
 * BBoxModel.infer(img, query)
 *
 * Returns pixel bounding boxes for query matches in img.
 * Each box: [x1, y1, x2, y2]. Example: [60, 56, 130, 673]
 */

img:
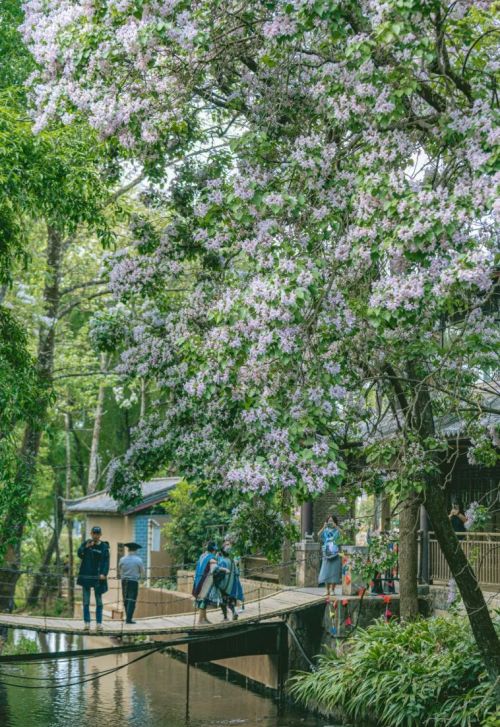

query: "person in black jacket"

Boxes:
[77, 526, 110, 632]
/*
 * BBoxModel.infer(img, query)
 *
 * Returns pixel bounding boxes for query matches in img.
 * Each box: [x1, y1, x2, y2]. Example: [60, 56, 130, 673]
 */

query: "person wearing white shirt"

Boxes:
[119, 542, 146, 624]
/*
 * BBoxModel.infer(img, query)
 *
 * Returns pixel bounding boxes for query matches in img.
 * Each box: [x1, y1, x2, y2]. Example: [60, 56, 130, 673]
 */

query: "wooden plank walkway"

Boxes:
[0, 588, 327, 636]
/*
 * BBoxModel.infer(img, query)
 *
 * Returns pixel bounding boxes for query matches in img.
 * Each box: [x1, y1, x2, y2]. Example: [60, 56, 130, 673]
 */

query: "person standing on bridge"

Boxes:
[192, 542, 228, 624]
[218, 541, 244, 622]
[119, 542, 145, 625]
[318, 515, 342, 599]
[77, 526, 110, 632]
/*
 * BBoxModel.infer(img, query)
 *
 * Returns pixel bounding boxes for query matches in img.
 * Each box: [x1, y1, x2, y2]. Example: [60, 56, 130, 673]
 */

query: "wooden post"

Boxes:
[277, 622, 288, 711]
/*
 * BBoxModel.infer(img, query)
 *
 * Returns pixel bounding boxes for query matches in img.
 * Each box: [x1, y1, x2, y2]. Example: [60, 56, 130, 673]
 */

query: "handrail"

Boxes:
[428, 531, 500, 538]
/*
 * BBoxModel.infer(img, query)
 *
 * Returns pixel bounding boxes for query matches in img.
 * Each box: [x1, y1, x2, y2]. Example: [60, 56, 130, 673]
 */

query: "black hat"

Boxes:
[91, 526, 102, 534]
[124, 542, 142, 551]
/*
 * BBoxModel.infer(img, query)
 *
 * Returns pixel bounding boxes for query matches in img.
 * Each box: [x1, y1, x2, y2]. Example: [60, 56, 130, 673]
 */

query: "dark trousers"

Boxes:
[122, 579, 139, 623]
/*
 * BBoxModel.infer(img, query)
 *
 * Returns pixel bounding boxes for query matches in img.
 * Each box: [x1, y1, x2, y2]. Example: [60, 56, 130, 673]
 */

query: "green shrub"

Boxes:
[289, 616, 498, 727]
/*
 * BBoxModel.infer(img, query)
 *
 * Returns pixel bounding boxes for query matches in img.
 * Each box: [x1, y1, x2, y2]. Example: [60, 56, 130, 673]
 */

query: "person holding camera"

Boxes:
[318, 514, 342, 598]
[77, 525, 110, 632]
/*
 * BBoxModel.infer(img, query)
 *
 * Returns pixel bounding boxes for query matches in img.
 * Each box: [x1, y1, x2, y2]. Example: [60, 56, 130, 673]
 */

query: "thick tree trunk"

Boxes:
[87, 353, 107, 494]
[64, 412, 75, 614]
[398, 491, 421, 621]
[0, 226, 63, 610]
[407, 363, 500, 687]
[425, 483, 500, 687]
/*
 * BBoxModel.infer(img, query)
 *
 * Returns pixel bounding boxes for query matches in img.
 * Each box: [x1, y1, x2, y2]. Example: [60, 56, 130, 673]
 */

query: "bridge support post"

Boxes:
[277, 622, 288, 708]
[185, 646, 191, 722]
[295, 540, 320, 588]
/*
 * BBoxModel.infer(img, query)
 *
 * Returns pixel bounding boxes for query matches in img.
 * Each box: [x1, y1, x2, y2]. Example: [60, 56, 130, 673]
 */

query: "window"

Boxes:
[151, 523, 161, 552]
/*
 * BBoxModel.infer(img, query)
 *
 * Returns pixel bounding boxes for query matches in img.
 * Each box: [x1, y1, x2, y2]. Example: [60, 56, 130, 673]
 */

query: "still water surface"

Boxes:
[0, 632, 337, 727]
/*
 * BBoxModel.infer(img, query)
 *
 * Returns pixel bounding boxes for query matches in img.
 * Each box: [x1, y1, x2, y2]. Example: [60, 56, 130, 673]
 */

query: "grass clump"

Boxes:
[289, 616, 498, 726]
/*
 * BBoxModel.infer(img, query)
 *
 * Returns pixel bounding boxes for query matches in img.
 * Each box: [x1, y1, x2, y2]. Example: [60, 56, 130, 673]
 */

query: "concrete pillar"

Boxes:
[295, 540, 320, 588]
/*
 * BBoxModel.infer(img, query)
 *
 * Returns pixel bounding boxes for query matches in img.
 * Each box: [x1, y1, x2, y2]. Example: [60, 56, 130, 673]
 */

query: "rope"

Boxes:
[283, 620, 316, 671]
[0, 646, 164, 689]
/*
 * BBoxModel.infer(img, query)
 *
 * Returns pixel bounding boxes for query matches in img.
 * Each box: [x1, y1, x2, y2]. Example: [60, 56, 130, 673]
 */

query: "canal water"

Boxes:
[0, 632, 337, 727]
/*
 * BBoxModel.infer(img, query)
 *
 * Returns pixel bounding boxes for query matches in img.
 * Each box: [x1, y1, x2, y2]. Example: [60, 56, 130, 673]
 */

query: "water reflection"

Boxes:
[0, 632, 332, 727]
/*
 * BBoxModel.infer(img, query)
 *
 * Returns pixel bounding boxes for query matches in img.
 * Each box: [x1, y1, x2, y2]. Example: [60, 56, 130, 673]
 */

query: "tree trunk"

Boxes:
[0, 225, 63, 610]
[72, 429, 87, 495]
[425, 483, 500, 688]
[381, 493, 392, 532]
[87, 353, 107, 494]
[407, 363, 500, 687]
[64, 412, 75, 614]
[398, 491, 421, 621]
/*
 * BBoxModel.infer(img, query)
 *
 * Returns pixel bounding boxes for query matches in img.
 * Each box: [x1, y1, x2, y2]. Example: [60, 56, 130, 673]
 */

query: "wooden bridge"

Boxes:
[0, 587, 326, 637]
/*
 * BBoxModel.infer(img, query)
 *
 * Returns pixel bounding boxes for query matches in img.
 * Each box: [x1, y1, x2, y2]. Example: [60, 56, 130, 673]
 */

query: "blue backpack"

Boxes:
[323, 539, 339, 559]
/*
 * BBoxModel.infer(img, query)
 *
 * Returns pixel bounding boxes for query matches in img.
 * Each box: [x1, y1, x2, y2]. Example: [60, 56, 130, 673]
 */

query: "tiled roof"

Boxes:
[63, 477, 181, 515]
[365, 395, 500, 441]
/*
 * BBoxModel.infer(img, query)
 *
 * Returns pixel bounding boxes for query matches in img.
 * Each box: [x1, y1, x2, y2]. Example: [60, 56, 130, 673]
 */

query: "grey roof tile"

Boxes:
[64, 477, 181, 515]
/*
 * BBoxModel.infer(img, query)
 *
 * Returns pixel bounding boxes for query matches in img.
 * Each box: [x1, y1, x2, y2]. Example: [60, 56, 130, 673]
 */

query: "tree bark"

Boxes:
[425, 483, 500, 688]
[0, 225, 63, 610]
[87, 353, 107, 494]
[381, 493, 392, 532]
[407, 363, 500, 687]
[398, 491, 421, 621]
[64, 412, 75, 615]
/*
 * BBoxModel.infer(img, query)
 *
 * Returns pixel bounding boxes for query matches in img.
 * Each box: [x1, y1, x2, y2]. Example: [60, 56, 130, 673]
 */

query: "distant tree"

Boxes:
[162, 481, 232, 567]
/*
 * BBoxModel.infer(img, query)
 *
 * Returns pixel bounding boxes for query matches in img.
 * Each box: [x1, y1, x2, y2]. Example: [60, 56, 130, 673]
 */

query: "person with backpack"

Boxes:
[318, 515, 342, 598]
[192, 542, 228, 624]
[218, 541, 244, 622]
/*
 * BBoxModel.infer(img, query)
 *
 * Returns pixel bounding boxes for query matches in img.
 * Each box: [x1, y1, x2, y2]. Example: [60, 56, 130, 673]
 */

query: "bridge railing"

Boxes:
[0, 552, 293, 620]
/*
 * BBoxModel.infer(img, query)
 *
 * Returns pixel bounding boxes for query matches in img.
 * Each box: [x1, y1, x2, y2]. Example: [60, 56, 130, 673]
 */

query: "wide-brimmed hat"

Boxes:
[124, 542, 142, 551]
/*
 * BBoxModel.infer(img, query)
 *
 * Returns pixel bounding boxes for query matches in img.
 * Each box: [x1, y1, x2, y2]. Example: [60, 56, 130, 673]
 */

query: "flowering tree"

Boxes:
[22, 0, 499, 680]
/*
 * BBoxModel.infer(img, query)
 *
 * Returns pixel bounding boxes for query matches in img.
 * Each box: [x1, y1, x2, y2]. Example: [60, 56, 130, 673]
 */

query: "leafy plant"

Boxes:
[349, 532, 399, 585]
[290, 616, 499, 727]
[227, 498, 299, 563]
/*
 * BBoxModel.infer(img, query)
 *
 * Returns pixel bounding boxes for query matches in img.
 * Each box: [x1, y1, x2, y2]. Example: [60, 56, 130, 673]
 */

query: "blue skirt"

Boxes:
[318, 555, 342, 585]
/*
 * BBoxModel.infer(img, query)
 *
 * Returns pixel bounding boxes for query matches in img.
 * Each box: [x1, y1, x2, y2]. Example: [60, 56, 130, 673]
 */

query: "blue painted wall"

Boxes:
[133, 514, 149, 572]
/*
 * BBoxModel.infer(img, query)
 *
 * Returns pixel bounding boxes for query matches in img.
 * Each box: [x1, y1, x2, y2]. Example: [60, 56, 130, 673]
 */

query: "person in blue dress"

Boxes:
[192, 542, 227, 624]
[218, 541, 244, 621]
[318, 515, 342, 598]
